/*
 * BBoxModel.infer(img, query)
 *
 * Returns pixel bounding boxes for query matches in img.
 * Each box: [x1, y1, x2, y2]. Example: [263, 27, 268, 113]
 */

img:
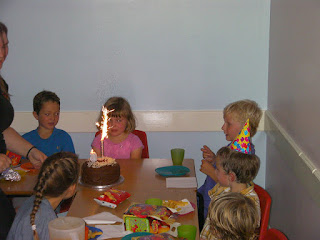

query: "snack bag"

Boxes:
[6, 150, 21, 167]
[132, 233, 180, 240]
[162, 199, 194, 215]
[123, 204, 180, 236]
[124, 204, 174, 221]
[94, 188, 130, 208]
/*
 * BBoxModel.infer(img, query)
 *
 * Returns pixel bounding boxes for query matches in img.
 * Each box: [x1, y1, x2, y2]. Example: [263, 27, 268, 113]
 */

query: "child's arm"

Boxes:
[130, 147, 143, 159]
[200, 159, 218, 182]
[201, 145, 216, 162]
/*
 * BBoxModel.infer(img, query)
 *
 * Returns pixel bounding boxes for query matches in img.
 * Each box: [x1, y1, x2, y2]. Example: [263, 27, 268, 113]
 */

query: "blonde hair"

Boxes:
[223, 100, 262, 137]
[216, 147, 260, 183]
[30, 152, 79, 240]
[99, 96, 136, 133]
[208, 192, 259, 240]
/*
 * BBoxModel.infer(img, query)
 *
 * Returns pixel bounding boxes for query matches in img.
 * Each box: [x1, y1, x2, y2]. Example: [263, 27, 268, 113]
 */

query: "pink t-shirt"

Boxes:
[91, 133, 144, 159]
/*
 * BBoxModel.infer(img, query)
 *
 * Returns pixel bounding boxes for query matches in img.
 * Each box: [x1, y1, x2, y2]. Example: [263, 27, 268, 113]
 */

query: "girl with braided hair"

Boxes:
[7, 152, 79, 240]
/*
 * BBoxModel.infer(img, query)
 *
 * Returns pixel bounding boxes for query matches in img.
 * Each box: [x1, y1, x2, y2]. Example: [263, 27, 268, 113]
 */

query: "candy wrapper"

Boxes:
[94, 188, 130, 208]
[1, 168, 21, 181]
[6, 150, 22, 167]
[162, 199, 194, 215]
[123, 204, 180, 236]
[132, 233, 186, 240]
[123, 215, 180, 236]
[124, 204, 175, 221]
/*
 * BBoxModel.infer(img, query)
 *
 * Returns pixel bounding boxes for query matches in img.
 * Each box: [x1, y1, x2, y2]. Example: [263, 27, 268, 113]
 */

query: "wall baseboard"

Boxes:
[12, 110, 265, 133]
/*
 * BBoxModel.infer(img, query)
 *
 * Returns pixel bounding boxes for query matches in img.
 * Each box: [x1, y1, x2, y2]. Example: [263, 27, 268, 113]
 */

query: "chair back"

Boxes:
[132, 130, 149, 158]
[254, 184, 272, 240]
[95, 129, 149, 158]
[265, 228, 288, 240]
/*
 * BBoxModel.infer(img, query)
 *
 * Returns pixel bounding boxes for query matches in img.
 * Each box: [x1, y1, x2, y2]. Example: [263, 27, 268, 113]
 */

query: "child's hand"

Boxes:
[201, 145, 216, 161]
[200, 159, 216, 176]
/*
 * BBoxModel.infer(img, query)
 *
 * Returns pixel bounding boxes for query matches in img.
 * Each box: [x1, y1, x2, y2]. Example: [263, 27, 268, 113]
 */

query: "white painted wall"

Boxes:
[0, 0, 269, 187]
[267, 0, 320, 238]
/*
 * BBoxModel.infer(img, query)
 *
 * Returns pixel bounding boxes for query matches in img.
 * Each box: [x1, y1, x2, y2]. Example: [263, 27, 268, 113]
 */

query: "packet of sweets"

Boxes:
[6, 150, 22, 167]
[94, 188, 130, 208]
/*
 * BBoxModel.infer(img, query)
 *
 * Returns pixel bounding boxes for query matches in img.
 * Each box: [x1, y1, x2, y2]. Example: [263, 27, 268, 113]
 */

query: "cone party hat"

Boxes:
[229, 119, 251, 154]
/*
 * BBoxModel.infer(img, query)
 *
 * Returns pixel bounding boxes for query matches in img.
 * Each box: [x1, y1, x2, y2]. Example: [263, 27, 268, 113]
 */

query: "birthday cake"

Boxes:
[81, 157, 120, 186]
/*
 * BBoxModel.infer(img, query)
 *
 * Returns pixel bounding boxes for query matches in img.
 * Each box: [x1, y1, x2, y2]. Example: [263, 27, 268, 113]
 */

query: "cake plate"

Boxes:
[79, 175, 124, 190]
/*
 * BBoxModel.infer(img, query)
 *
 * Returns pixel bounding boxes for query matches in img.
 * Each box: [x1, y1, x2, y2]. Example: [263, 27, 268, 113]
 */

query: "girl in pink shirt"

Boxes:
[92, 97, 143, 159]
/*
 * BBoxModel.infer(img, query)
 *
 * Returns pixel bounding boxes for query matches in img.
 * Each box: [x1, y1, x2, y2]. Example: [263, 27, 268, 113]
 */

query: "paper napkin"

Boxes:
[95, 224, 130, 239]
[83, 212, 123, 225]
[166, 177, 198, 188]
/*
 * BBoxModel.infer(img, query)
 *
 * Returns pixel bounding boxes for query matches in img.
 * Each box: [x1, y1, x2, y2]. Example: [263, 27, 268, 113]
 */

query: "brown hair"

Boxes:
[0, 22, 9, 100]
[208, 192, 259, 240]
[30, 152, 79, 240]
[223, 99, 262, 137]
[33, 90, 60, 114]
[216, 147, 260, 183]
[99, 96, 136, 133]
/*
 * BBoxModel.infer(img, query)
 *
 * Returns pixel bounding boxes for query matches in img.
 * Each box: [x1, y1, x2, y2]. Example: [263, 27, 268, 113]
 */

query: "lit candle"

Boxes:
[90, 149, 97, 162]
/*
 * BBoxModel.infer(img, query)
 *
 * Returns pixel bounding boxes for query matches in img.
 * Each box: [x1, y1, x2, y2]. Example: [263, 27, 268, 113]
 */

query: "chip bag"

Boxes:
[123, 204, 180, 236]
[94, 188, 130, 208]
[124, 203, 174, 221]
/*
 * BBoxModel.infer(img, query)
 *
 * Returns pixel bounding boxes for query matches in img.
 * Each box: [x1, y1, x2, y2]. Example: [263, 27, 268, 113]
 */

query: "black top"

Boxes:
[0, 81, 14, 154]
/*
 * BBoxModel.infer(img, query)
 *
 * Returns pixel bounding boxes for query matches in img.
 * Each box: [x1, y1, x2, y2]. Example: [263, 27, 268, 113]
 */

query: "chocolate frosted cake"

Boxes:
[81, 157, 120, 186]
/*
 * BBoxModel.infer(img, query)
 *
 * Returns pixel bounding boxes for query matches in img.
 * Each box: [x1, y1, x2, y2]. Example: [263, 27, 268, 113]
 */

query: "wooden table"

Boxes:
[69, 158, 199, 239]
[0, 159, 39, 195]
[1, 159, 200, 239]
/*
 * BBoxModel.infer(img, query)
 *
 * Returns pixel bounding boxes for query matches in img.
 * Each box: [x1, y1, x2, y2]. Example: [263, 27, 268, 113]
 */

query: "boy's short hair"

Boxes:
[208, 192, 259, 240]
[223, 99, 262, 137]
[33, 90, 60, 114]
[101, 96, 136, 133]
[216, 147, 260, 183]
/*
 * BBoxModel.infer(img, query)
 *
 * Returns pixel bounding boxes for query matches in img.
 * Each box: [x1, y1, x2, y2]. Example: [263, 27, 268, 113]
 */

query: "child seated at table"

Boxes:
[202, 192, 259, 240]
[23, 90, 75, 157]
[7, 152, 79, 240]
[200, 139, 261, 240]
[92, 96, 143, 159]
[198, 99, 262, 218]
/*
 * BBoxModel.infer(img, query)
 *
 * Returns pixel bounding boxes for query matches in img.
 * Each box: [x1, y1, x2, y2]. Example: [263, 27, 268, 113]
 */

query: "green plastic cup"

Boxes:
[171, 148, 185, 166]
[145, 198, 162, 206]
[177, 225, 197, 240]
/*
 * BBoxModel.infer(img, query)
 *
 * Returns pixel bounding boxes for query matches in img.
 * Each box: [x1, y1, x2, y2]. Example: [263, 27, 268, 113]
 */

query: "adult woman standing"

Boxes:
[0, 21, 47, 239]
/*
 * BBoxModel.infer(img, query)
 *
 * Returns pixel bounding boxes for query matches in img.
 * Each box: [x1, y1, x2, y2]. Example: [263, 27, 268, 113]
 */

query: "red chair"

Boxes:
[95, 129, 149, 158]
[254, 184, 272, 240]
[265, 228, 288, 240]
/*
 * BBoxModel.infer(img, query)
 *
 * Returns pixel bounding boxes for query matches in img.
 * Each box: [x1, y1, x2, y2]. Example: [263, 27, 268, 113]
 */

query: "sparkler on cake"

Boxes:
[80, 107, 120, 186]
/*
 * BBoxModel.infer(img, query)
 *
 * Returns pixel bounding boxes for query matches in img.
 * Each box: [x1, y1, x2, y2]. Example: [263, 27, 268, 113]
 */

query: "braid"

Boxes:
[29, 152, 79, 240]
[30, 164, 55, 239]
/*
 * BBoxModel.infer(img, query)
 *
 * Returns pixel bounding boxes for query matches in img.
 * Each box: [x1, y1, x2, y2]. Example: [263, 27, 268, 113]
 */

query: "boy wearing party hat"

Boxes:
[200, 121, 261, 240]
[199, 99, 262, 218]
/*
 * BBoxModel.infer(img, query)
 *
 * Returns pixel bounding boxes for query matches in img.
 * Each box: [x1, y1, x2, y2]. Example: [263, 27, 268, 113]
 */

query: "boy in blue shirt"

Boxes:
[23, 90, 75, 157]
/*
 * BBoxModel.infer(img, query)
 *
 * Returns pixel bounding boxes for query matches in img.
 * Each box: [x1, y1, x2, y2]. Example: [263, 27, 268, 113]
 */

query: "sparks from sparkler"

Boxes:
[96, 106, 114, 157]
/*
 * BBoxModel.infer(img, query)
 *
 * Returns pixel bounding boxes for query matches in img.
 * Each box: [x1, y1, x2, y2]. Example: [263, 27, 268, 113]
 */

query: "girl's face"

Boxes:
[107, 116, 128, 137]
[221, 113, 243, 141]
[0, 32, 9, 69]
[215, 157, 230, 187]
[34, 101, 60, 132]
